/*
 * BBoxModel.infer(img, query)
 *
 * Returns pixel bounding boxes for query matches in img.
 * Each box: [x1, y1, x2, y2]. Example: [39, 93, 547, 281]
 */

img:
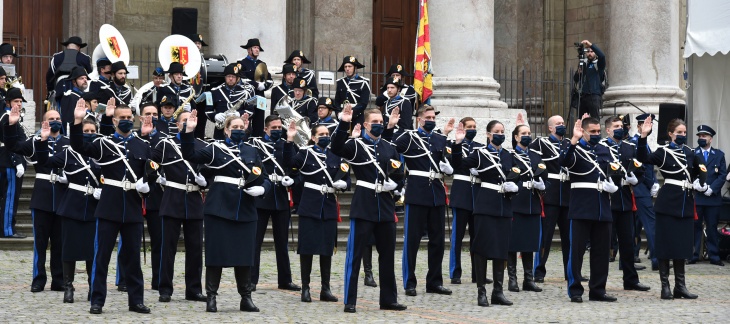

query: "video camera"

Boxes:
[574, 42, 588, 66]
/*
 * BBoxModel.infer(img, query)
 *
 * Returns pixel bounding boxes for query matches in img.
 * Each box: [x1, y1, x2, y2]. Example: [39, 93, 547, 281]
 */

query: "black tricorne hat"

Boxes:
[0, 67, 6, 77]
[317, 97, 338, 112]
[696, 125, 716, 137]
[110, 61, 128, 73]
[381, 76, 404, 92]
[5, 87, 26, 102]
[284, 50, 311, 64]
[61, 36, 87, 48]
[276, 63, 298, 75]
[96, 57, 112, 67]
[70, 66, 89, 80]
[386, 63, 411, 77]
[165, 62, 187, 76]
[223, 63, 244, 77]
[337, 56, 365, 72]
[81, 91, 98, 102]
[158, 96, 176, 107]
[241, 38, 264, 51]
[292, 78, 308, 90]
[187, 34, 208, 47]
[0, 43, 17, 57]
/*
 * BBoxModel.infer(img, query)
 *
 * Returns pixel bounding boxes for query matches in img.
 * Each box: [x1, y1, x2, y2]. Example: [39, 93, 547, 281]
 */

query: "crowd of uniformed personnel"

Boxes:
[0, 34, 728, 316]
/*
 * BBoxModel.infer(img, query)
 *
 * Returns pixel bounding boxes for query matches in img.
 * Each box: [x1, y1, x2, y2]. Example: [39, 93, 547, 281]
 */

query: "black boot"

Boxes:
[205, 267, 222, 312]
[320, 256, 338, 302]
[521, 253, 542, 292]
[235, 266, 259, 312]
[491, 260, 513, 306]
[300, 255, 312, 303]
[507, 253, 519, 292]
[672, 259, 698, 299]
[62, 262, 75, 303]
[363, 245, 377, 287]
[658, 259, 673, 300]
[473, 255, 489, 307]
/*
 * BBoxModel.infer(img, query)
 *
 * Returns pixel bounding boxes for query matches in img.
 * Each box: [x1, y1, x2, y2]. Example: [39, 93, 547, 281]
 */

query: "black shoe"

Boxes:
[129, 304, 151, 314]
[364, 274, 378, 287]
[686, 259, 698, 265]
[117, 284, 127, 292]
[89, 305, 103, 314]
[522, 280, 543, 292]
[380, 303, 407, 311]
[344, 304, 356, 313]
[206, 294, 217, 312]
[301, 286, 311, 303]
[485, 278, 493, 284]
[250, 284, 257, 292]
[240, 298, 259, 312]
[426, 286, 452, 295]
[405, 288, 417, 296]
[580, 276, 589, 282]
[9, 233, 26, 238]
[534, 277, 544, 283]
[635, 264, 647, 271]
[634, 256, 642, 263]
[624, 283, 651, 291]
[491, 292, 513, 306]
[570, 296, 583, 303]
[710, 260, 725, 267]
[30, 285, 43, 293]
[609, 256, 616, 262]
[185, 293, 207, 302]
[451, 278, 461, 284]
[589, 293, 617, 302]
[278, 282, 301, 291]
[158, 295, 171, 302]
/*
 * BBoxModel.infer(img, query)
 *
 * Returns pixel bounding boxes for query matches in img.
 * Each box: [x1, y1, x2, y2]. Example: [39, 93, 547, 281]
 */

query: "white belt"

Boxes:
[547, 172, 569, 182]
[164, 180, 200, 192]
[303, 182, 335, 194]
[36, 173, 59, 183]
[664, 179, 693, 190]
[522, 181, 533, 189]
[214, 175, 247, 188]
[453, 174, 481, 184]
[269, 174, 283, 182]
[68, 183, 95, 195]
[480, 182, 503, 193]
[409, 170, 443, 180]
[571, 182, 603, 192]
[356, 180, 385, 193]
[104, 178, 135, 191]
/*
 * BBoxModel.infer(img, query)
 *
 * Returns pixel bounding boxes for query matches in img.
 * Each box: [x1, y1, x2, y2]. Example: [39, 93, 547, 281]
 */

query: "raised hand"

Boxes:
[8, 105, 21, 125]
[454, 120, 465, 144]
[140, 115, 154, 136]
[571, 117, 584, 145]
[40, 121, 50, 140]
[387, 107, 400, 129]
[74, 99, 87, 124]
[286, 120, 297, 142]
[186, 109, 198, 132]
[105, 97, 116, 117]
[242, 112, 250, 130]
[351, 123, 362, 138]
[443, 117, 455, 135]
[340, 104, 353, 122]
[516, 112, 526, 125]
[640, 116, 653, 138]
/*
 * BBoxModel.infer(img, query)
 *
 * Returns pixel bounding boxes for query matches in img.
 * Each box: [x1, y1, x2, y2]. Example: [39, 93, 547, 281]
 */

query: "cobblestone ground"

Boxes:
[0, 248, 728, 323]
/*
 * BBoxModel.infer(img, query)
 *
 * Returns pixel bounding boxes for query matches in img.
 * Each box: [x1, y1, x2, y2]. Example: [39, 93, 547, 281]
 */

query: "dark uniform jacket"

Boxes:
[447, 139, 485, 211]
[382, 95, 413, 133]
[45, 49, 92, 92]
[238, 56, 273, 98]
[298, 68, 319, 98]
[529, 135, 570, 207]
[390, 128, 451, 207]
[208, 83, 255, 139]
[180, 131, 271, 222]
[334, 75, 371, 125]
[138, 129, 164, 212]
[87, 76, 111, 96]
[692, 145, 727, 206]
[97, 82, 132, 107]
[312, 117, 339, 134]
[375, 85, 418, 115]
[451, 143, 516, 217]
[270, 82, 292, 115]
[249, 136, 293, 211]
[156, 82, 196, 113]
[59, 87, 83, 133]
[151, 134, 207, 219]
[284, 143, 351, 220]
[511, 146, 547, 215]
[330, 121, 402, 222]
[0, 110, 26, 169]
[559, 139, 613, 222]
[47, 143, 101, 222]
[629, 134, 657, 198]
[292, 96, 317, 123]
[600, 137, 638, 212]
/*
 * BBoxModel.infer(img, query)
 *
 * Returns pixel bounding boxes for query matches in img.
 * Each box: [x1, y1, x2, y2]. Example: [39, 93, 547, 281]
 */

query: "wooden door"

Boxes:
[372, 0, 418, 93]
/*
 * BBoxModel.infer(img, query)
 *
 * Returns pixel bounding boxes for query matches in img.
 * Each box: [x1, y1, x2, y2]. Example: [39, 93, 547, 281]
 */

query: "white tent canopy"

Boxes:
[684, 0, 730, 58]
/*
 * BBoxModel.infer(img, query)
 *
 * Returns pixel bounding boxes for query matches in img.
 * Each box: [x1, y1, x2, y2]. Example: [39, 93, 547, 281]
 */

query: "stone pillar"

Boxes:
[429, 0, 522, 142]
[602, 0, 685, 118]
[286, 0, 315, 57]
[65, 0, 115, 45]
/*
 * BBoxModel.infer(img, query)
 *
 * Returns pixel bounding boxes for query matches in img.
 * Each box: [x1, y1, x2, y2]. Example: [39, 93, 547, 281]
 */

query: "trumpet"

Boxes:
[172, 88, 196, 119]
[4, 76, 23, 90]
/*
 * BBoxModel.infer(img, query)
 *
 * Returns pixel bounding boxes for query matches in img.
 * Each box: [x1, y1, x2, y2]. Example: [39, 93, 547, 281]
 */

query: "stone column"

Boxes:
[429, 0, 522, 142]
[286, 0, 315, 57]
[65, 0, 115, 45]
[602, 0, 685, 118]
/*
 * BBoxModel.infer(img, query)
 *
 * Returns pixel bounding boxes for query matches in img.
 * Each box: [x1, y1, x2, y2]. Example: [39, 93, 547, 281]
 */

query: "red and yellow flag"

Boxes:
[414, 0, 433, 104]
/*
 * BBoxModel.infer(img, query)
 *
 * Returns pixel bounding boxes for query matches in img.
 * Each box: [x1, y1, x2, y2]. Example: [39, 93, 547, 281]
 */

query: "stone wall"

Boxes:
[113, 0, 210, 46]
[564, 0, 608, 73]
[312, 0, 372, 62]
[494, 0, 544, 68]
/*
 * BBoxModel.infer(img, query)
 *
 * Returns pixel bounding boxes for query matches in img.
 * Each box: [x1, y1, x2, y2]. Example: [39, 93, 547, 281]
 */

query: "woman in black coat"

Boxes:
[181, 111, 271, 312]
[284, 124, 351, 303]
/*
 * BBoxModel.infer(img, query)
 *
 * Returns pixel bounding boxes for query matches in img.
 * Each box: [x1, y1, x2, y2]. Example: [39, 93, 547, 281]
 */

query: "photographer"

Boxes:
[573, 40, 606, 119]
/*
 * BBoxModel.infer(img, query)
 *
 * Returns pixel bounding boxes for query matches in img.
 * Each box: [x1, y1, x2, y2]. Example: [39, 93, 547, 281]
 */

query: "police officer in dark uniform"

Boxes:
[312, 97, 339, 133]
[140, 67, 166, 105]
[381, 76, 413, 134]
[154, 97, 180, 136]
[375, 64, 418, 115]
[181, 112, 271, 313]
[334, 56, 371, 126]
[691, 124, 727, 266]
[600, 116, 650, 291]
[285, 50, 319, 98]
[238, 38, 272, 137]
[330, 105, 407, 313]
[59, 67, 89, 133]
[629, 114, 660, 270]
[97, 61, 132, 107]
[291, 77, 317, 123]
[559, 115, 618, 303]
[0, 88, 26, 239]
[87, 57, 113, 95]
[208, 63, 255, 140]
[70, 99, 153, 314]
[636, 117, 701, 300]
[530, 115, 574, 282]
[248, 115, 300, 292]
[151, 111, 207, 302]
[46, 36, 92, 93]
[391, 105, 455, 297]
[156, 62, 195, 114]
[271, 64, 296, 114]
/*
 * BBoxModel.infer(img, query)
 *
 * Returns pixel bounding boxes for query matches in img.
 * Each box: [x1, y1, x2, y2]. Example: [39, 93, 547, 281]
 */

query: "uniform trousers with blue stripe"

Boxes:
[31, 209, 63, 289]
[567, 219, 610, 298]
[89, 218, 144, 307]
[343, 219, 397, 306]
[449, 207, 475, 281]
[0, 168, 22, 237]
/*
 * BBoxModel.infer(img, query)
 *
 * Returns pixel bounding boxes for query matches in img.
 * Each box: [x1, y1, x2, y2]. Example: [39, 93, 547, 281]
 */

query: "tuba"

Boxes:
[275, 96, 311, 147]
[158, 35, 202, 81]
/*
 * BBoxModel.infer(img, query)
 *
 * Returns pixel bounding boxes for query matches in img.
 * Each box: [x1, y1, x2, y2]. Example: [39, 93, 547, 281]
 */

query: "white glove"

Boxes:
[281, 176, 294, 187]
[57, 172, 69, 184]
[215, 113, 226, 123]
[182, 103, 192, 112]
[651, 183, 660, 197]
[383, 178, 398, 191]
[156, 176, 167, 186]
[502, 181, 519, 193]
[625, 172, 639, 186]
[532, 178, 546, 191]
[394, 188, 405, 196]
[244, 185, 265, 197]
[470, 168, 479, 176]
[15, 164, 24, 178]
[332, 179, 347, 190]
[135, 178, 150, 193]
[439, 160, 454, 175]
[93, 188, 102, 200]
[692, 179, 705, 192]
[194, 173, 207, 187]
[727, 172, 730, 181]
[256, 82, 266, 91]
[602, 178, 619, 193]
[704, 187, 713, 197]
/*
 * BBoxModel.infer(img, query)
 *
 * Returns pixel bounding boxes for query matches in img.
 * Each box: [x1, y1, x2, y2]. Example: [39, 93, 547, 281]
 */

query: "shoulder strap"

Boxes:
[353, 138, 388, 178]
[214, 142, 252, 173]
[252, 138, 285, 175]
[306, 148, 336, 186]
[164, 138, 201, 177]
[105, 137, 139, 182]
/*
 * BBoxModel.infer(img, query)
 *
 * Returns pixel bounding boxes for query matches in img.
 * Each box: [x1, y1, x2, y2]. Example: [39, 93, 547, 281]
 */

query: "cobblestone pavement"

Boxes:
[0, 248, 728, 323]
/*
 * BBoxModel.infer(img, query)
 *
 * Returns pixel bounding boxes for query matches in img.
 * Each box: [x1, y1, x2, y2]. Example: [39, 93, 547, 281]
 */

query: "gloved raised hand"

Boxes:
[332, 180, 348, 190]
[194, 173, 207, 187]
[281, 176, 295, 187]
[625, 172, 639, 185]
[650, 183, 660, 197]
[502, 181, 519, 193]
[243, 186, 265, 197]
[215, 113, 226, 123]
[532, 178, 546, 191]
[135, 178, 150, 194]
[439, 160, 454, 175]
[93, 188, 102, 200]
[602, 178, 619, 193]
[383, 178, 398, 191]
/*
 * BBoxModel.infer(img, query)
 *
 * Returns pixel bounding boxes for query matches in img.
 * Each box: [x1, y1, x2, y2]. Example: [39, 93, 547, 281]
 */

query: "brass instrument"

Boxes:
[254, 63, 268, 82]
[4, 76, 23, 90]
[172, 88, 196, 119]
[215, 96, 259, 129]
[275, 96, 311, 147]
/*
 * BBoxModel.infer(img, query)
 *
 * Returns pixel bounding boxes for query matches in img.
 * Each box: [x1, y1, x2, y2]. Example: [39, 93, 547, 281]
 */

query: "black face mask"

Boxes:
[698, 138, 708, 148]
[49, 120, 63, 133]
[588, 134, 601, 146]
[491, 134, 505, 146]
[369, 123, 384, 137]
[674, 135, 686, 146]
[555, 125, 567, 137]
[519, 135, 532, 147]
[229, 129, 246, 143]
[612, 128, 624, 140]
[465, 129, 477, 141]
[269, 129, 282, 142]
[317, 136, 331, 148]
[422, 120, 436, 132]
[116, 119, 134, 133]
